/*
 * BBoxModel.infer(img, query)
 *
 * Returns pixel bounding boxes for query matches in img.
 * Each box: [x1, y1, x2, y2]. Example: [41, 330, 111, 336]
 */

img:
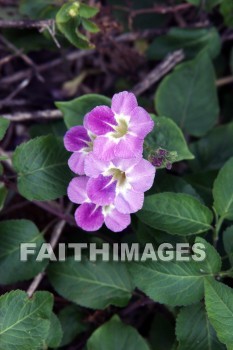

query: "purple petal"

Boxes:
[93, 136, 116, 161]
[84, 153, 109, 177]
[87, 175, 117, 205]
[75, 203, 104, 231]
[64, 126, 90, 152]
[115, 189, 144, 214]
[67, 176, 89, 204]
[128, 107, 154, 139]
[111, 91, 138, 115]
[126, 158, 156, 192]
[84, 106, 117, 135]
[115, 134, 143, 159]
[105, 208, 131, 232]
[68, 152, 86, 175]
[111, 157, 140, 172]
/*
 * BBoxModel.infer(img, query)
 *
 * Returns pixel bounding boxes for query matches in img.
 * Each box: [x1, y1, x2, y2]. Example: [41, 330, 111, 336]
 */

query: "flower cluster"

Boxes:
[64, 91, 155, 232]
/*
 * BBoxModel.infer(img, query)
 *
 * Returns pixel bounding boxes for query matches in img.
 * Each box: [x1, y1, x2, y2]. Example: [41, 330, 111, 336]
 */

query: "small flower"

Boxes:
[84, 91, 154, 161]
[64, 125, 95, 175]
[84, 154, 155, 214]
[68, 177, 130, 232]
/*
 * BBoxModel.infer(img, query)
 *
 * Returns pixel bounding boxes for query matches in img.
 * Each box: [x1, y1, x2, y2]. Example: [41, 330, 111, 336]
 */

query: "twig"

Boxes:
[0, 19, 54, 29]
[131, 50, 185, 96]
[0, 78, 31, 108]
[0, 34, 44, 82]
[0, 49, 94, 85]
[216, 76, 233, 87]
[2, 109, 62, 121]
[27, 203, 73, 297]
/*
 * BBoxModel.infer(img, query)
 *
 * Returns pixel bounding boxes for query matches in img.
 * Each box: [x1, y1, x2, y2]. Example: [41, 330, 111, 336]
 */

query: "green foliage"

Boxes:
[13, 135, 72, 201]
[145, 115, 194, 166]
[205, 278, 233, 347]
[58, 305, 87, 347]
[137, 193, 213, 235]
[185, 0, 222, 11]
[0, 183, 8, 211]
[176, 302, 224, 349]
[0, 220, 47, 285]
[220, 0, 233, 28]
[48, 256, 133, 309]
[128, 237, 221, 306]
[190, 122, 233, 171]
[0, 290, 53, 350]
[155, 52, 219, 137]
[45, 313, 63, 349]
[147, 27, 221, 60]
[87, 315, 150, 350]
[223, 226, 233, 266]
[56, 1, 99, 49]
[213, 157, 233, 220]
[56, 94, 111, 128]
[0, 117, 10, 141]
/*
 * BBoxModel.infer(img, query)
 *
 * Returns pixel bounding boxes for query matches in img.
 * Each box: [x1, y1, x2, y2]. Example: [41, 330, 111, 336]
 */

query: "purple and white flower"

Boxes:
[68, 177, 130, 232]
[64, 125, 95, 175]
[84, 154, 155, 214]
[84, 91, 154, 161]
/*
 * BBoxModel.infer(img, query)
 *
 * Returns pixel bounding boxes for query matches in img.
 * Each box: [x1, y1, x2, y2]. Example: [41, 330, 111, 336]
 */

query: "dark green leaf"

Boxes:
[48, 256, 133, 309]
[0, 219, 47, 285]
[79, 3, 99, 19]
[82, 18, 100, 33]
[0, 117, 10, 141]
[137, 192, 213, 235]
[87, 315, 150, 350]
[46, 313, 63, 349]
[220, 0, 233, 28]
[155, 52, 219, 137]
[205, 278, 233, 347]
[147, 27, 221, 60]
[189, 122, 233, 171]
[58, 305, 87, 347]
[128, 237, 221, 306]
[13, 135, 72, 201]
[145, 115, 194, 165]
[0, 183, 8, 211]
[56, 94, 111, 128]
[223, 225, 233, 266]
[176, 302, 224, 350]
[186, 0, 222, 11]
[213, 157, 233, 220]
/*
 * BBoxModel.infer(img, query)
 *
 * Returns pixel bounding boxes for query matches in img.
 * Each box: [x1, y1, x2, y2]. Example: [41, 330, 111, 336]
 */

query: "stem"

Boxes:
[212, 208, 225, 247]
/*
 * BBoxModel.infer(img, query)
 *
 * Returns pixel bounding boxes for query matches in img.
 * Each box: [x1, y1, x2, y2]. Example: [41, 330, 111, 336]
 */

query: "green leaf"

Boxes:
[79, 3, 99, 18]
[185, 171, 217, 207]
[147, 27, 221, 60]
[223, 225, 233, 266]
[87, 315, 150, 350]
[13, 135, 72, 201]
[185, 0, 222, 11]
[48, 256, 133, 309]
[145, 115, 194, 165]
[149, 311, 175, 350]
[230, 48, 233, 73]
[128, 237, 221, 306]
[45, 313, 63, 349]
[148, 171, 201, 201]
[155, 52, 219, 137]
[213, 157, 233, 220]
[58, 305, 87, 347]
[29, 120, 66, 139]
[0, 290, 53, 350]
[0, 219, 47, 285]
[19, 0, 57, 19]
[56, 94, 111, 128]
[0, 183, 8, 211]
[189, 122, 233, 171]
[0, 117, 10, 141]
[137, 193, 213, 235]
[82, 18, 100, 33]
[176, 302, 224, 350]
[205, 278, 233, 347]
[220, 0, 233, 28]
[56, 2, 96, 49]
